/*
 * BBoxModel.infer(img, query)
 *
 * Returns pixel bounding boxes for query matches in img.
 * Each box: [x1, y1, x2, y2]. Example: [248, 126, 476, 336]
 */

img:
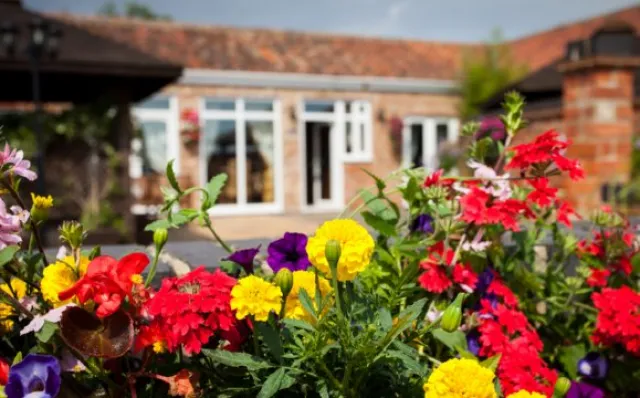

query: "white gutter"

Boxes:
[179, 68, 459, 94]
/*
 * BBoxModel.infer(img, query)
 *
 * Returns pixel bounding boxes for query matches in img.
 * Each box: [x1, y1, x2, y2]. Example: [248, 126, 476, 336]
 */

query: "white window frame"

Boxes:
[131, 96, 180, 177]
[199, 97, 284, 216]
[343, 100, 373, 163]
[402, 116, 459, 171]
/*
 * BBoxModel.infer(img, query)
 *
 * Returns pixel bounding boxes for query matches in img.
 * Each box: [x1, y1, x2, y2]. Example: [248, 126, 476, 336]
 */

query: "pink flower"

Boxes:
[0, 144, 37, 181]
[0, 198, 28, 249]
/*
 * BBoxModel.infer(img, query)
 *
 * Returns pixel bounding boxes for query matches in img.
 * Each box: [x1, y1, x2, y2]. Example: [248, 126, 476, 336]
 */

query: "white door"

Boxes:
[402, 117, 459, 172]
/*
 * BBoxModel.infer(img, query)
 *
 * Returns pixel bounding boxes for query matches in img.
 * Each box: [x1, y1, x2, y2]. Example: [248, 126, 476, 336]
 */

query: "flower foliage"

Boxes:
[2, 93, 640, 397]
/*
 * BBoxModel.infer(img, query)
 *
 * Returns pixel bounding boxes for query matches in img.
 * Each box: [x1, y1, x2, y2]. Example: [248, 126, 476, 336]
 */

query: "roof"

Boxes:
[50, 13, 474, 81]
[0, 1, 182, 103]
[39, 4, 640, 97]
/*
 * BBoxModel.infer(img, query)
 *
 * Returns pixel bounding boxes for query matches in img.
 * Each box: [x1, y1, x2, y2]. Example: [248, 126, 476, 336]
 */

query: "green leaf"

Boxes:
[317, 380, 329, 398]
[359, 189, 396, 221]
[166, 159, 182, 193]
[201, 349, 272, 371]
[362, 211, 397, 236]
[219, 260, 240, 275]
[12, 352, 22, 365]
[297, 288, 318, 321]
[282, 319, 315, 332]
[204, 173, 228, 209]
[145, 219, 174, 232]
[0, 246, 18, 268]
[86, 246, 101, 260]
[557, 344, 586, 379]
[36, 321, 58, 343]
[378, 308, 393, 332]
[362, 169, 386, 192]
[432, 329, 468, 352]
[386, 349, 427, 377]
[257, 368, 295, 398]
[255, 322, 283, 364]
[480, 354, 501, 372]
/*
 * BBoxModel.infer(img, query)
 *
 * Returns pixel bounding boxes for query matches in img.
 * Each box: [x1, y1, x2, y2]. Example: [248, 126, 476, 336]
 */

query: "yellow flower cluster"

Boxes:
[306, 219, 374, 281]
[284, 270, 332, 323]
[507, 391, 546, 398]
[31, 193, 53, 209]
[41, 255, 90, 307]
[423, 358, 497, 398]
[0, 278, 27, 333]
[230, 275, 282, 322]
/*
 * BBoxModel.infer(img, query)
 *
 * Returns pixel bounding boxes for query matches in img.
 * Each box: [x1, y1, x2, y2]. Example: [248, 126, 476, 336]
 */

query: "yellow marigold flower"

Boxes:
[31, 193, 53, 209]
[306, 219, 374, 281]
[230, 275, 282, 322]
[0, 278, 27, 333]
[507, 391, 546, 398]
[41, 255, 90, 307]
[284, 270, 332, 323]
[423, 358, 497, 398]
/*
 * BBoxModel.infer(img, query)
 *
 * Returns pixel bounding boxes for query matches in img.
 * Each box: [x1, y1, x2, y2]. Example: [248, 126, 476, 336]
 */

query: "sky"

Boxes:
[24, 0, 640, 42]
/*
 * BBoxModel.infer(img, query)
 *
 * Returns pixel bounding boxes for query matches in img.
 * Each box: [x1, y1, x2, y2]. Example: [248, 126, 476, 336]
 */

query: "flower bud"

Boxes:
[273, 268, 294, 298]
[440, 293, 467, 333]
[553, 377, 571, 397]
[59, 221, 86, 250]
[30, 193, 53, 222]
[325, 240, 341, 273]
[153, 228, 169, 252]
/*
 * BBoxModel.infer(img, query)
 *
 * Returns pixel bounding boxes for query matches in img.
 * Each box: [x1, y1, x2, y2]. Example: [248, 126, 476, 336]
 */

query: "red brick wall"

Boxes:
[158, 84, 459, 214]
[562, 68, 635, 212]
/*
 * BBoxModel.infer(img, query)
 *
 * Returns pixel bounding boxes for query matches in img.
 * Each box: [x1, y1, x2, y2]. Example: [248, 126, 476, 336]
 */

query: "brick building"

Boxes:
[48, 5, 640, 217]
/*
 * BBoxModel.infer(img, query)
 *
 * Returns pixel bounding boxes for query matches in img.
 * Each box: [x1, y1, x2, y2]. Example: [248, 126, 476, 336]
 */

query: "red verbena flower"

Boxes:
[423, 169, 443, 188]
[555, 199, 577, 227]
[460, 187, 530, 231]
[586, 268, 610, 288]
[506, 130, 584, 181]
[58, 253, 149, 318]
[592, 286, 640, 356]
[143, 267, 239, 355]
[452, 264, 478, 290]
[418, 242, 477, 294]
[527, 178, 557, 207]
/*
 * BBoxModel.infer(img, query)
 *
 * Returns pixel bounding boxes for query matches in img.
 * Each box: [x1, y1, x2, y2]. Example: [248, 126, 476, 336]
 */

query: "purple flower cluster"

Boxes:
[474, 116, 506, 142]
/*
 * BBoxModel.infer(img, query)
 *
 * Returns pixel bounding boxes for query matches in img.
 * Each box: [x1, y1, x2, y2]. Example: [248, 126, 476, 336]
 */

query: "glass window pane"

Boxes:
[205, 99, 236, 111]
[203, 120, 237, 204]
[304, 101, 334, 113]
[139, 120, 167, 174]
[436, 122, 449, 149]
[360, 123, 366, 152]
[345, 122, 353, 154]
[137, 97, 170, 109]
[245, 121, 276, 204]
[245, 100, 273, 112]
[410, 124, 423, 168]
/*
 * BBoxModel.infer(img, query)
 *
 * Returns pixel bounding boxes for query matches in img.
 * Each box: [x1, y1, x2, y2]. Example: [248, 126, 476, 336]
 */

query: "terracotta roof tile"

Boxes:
[48, 5, 640, 82]
[49, 13, 472, 80]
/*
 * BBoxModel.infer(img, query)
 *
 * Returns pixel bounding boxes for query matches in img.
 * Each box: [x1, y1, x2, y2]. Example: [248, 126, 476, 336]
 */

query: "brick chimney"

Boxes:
[559, 20, 640, 212]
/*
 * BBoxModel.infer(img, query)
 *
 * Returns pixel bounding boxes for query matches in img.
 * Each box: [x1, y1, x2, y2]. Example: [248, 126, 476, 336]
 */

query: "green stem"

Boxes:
[251, 316, 261, 356]
[204, 220, 233, 254]
[144, 249, 161, 288]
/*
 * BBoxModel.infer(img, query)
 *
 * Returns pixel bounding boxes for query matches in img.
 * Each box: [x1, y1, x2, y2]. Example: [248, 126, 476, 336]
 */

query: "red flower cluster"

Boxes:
[592, 286, 640, 356]
[58, 253, 149, 318]
[527, 178, 557, 208]
[418, 242, 478, 293]
[141, 267, 242, 355]
[476, 278, 557, 397]
[460, 187, 531, 231]
[505, 130, 584, 180]
[555, 199, 578, 227]
[578, 230, 635, 287]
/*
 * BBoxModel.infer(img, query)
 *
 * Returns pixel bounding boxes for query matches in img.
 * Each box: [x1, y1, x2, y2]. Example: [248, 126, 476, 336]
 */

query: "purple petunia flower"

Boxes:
[227, 247, 260, 274]
[410, 214, 434, 234]
[578, 353, 608, 380]
[567, 381, 605, 398]
[467, 330, 481, 356]
[267, 232, 311, 272]
[0, 144, 37, 181]
[4, 354, 61, 398]
[475, 116, 506, 142]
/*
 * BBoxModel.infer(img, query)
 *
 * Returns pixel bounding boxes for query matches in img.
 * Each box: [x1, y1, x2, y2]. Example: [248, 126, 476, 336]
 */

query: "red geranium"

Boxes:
[592, 286, 640, 356]
[58, 253, 149, 318]
[586, 268, 611, 288]
[527, 178, 557, 207]
[506, 130, 584, 180]
[418, 242, 478, 293]
[143, 267, 241, 355]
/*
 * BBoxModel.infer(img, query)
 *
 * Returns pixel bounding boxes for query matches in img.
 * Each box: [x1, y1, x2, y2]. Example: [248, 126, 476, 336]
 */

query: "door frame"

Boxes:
[298, 100, 345, 213]
[402, 116, 459, 172]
